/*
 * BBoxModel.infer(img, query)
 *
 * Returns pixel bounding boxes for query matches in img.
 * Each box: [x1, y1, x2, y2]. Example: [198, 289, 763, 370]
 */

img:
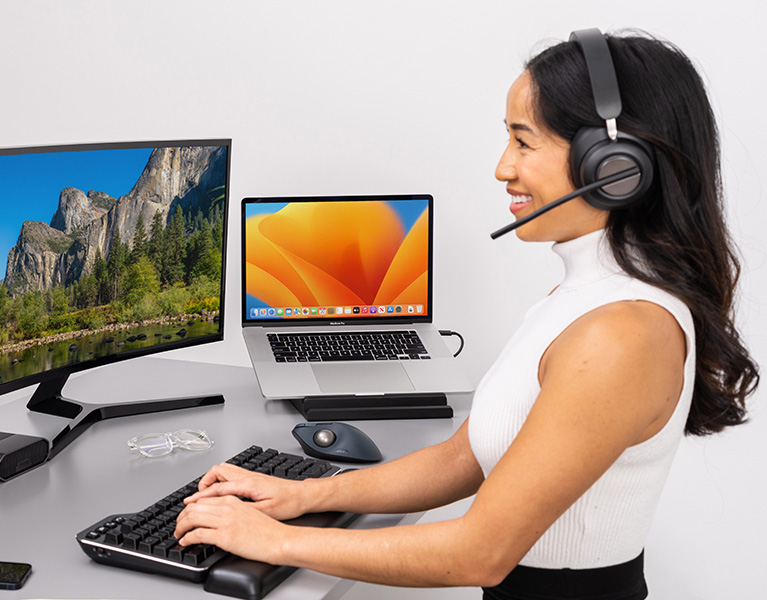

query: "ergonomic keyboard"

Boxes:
[76, 444, 358, 599]
[268, 330, 430, 362]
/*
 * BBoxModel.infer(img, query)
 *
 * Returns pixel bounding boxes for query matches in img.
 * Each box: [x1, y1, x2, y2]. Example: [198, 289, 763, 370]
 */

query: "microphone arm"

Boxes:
[490, 166, 640, 240]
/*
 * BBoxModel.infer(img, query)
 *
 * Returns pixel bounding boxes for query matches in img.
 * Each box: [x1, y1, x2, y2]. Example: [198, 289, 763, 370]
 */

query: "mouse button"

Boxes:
[291, 427, 315, 452]
[332, 422, 361, 437]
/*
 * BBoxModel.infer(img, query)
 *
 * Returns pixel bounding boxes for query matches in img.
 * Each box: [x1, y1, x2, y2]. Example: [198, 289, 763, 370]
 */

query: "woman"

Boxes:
[174, 30, 759, 599]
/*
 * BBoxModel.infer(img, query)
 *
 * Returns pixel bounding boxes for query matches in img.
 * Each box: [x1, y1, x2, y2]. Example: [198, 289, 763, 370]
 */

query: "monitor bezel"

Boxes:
[241, 194, 434, 327]
[0, 138, 231, 397]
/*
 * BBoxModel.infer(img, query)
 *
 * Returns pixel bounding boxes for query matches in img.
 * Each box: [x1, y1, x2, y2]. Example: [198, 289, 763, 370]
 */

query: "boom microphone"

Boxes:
[490, 166, 640, 240]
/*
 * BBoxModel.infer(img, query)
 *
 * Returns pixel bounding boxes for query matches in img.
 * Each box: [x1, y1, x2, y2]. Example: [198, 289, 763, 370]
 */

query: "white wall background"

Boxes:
[1, 1, 764, 598]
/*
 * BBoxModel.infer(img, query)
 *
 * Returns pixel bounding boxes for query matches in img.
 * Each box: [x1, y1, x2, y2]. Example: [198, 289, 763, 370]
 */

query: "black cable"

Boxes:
[439, 329, 465, 358]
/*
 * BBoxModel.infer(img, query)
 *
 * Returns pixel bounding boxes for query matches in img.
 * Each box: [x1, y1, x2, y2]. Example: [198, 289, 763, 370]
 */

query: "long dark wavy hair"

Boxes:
[526, 32, 759, 436]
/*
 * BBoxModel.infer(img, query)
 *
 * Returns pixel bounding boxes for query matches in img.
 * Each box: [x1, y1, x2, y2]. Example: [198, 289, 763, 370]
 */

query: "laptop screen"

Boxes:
[241, 195, 433, 325]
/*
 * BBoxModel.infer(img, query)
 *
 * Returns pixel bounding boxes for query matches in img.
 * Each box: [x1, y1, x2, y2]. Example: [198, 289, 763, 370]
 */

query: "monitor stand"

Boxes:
[27, 373, 224, 460]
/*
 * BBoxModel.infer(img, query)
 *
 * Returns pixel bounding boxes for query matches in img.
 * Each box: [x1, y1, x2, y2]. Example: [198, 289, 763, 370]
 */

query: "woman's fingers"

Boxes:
[197, 463, 252, 491]
[175, 496, 233, 542]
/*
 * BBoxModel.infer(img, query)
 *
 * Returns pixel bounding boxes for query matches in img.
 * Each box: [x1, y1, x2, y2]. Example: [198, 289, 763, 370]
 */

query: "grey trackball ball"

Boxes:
[313, 429, 337, 447]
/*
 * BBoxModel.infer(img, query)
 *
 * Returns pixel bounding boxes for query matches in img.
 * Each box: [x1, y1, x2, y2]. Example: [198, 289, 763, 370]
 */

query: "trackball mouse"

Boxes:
[292, 422, 382, 463]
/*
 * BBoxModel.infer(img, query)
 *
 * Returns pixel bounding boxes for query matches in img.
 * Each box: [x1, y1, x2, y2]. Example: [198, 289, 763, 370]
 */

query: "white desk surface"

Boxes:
[0, 357, 471, 600]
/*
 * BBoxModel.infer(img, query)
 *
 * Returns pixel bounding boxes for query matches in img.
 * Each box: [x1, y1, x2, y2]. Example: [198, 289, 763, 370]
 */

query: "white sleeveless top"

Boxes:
[468, 229, 695, 569]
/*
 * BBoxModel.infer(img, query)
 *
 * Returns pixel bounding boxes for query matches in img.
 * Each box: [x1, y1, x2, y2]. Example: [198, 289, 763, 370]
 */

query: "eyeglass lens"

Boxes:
[171, 430, 211, 451]
[134, 434, 174, 457]
[130, 429, 212, 457]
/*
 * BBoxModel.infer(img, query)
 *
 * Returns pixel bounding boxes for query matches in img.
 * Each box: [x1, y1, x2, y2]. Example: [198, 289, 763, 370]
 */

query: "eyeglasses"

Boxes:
[128, 429, 213, 458]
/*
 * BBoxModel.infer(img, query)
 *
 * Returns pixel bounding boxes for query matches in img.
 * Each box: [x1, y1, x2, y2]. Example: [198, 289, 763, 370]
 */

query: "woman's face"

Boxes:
[495, 71, 607, 242]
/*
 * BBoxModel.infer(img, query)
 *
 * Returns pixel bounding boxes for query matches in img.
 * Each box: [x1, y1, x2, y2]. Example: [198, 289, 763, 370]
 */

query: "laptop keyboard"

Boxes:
[267, 330, 431, 362]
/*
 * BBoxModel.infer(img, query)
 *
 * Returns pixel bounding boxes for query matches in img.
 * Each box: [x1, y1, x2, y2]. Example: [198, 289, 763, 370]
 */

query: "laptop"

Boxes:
[241, 194, 472, 400]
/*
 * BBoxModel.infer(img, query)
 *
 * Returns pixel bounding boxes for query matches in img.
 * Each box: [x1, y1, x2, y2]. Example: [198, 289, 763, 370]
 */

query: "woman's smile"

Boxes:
[507, 188, 534, 214]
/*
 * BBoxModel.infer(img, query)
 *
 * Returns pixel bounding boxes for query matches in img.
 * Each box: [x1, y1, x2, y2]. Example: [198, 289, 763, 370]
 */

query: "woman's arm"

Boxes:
[184, 417, 484, 519]
[177, 301, 685, 588]
[310, 418, 484, 514]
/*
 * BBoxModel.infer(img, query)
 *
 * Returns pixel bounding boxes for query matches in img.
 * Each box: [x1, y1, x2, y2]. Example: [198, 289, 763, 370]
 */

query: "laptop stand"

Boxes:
[289, 392, 453, 421]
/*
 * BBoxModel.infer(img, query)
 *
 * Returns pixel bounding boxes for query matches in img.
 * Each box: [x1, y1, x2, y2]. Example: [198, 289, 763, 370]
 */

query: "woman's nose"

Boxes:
[495, 145, 517, 182]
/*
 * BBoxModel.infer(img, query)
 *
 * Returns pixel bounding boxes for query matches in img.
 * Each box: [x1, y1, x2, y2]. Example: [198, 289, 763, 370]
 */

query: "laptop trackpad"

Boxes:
[311, 363, 415, 394]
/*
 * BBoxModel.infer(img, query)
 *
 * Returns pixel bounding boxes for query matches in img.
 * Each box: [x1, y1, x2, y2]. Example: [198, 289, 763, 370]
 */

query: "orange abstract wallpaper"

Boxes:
[244, 199, 429, 318]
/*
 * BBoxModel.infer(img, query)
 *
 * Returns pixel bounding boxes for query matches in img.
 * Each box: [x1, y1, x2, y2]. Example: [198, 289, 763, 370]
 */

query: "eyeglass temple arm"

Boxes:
[27, 373, 225, 460]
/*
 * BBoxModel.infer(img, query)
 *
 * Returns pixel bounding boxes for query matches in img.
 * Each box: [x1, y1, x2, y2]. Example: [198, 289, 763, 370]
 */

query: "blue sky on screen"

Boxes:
[0, 147, 152, 277]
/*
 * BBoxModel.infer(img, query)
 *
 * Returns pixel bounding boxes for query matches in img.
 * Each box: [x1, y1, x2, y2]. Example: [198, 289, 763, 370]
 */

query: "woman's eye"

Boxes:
[515, 136, 529, 149]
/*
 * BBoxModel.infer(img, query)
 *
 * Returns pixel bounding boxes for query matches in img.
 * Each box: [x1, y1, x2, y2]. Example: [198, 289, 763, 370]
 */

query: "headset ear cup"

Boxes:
[570, 127, 655, 210]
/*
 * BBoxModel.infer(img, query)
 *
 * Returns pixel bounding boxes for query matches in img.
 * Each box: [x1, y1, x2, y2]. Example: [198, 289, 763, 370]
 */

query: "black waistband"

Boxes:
[483, 551, 647, 600]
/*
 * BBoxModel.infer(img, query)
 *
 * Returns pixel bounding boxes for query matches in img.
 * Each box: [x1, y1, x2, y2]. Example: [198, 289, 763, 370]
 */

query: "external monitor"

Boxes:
[0, 139, 231, 481]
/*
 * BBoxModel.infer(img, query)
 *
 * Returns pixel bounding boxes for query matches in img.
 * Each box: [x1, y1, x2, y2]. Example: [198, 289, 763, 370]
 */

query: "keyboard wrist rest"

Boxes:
[204, 511, 359, 600]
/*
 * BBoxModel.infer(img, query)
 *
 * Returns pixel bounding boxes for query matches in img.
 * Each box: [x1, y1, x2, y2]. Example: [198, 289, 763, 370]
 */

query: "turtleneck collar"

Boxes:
[551, 229, 622, 289]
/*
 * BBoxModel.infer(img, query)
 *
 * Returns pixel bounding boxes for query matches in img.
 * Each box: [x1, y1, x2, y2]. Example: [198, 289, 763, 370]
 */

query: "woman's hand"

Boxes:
[175, 495, 288, 564]
[184, 462, 314, 521]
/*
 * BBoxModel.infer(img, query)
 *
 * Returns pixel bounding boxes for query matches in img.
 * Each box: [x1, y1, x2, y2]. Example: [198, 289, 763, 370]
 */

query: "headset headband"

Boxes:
[569, 28, 621, 141]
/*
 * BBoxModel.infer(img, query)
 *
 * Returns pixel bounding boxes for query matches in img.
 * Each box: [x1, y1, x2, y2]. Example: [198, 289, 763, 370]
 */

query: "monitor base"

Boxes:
[26, 373, 225, 460]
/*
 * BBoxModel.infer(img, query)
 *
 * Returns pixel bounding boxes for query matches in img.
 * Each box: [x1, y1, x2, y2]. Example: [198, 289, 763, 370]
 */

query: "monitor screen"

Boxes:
[0, 139, 230, 393]
[241, 195, 432, 325]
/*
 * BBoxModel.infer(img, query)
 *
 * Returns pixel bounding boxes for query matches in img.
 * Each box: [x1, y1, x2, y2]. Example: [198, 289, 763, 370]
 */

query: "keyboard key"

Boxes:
[168, 544, 186, 562]
[153, 538, 179, 558]
[302, 465, 325, 478]
[120, 518, 139, 533]
[322, 354, 375, 361]
[122, 533, 141, 550]
[183, 545, 207, 565]
[138, 535, 161, 554]
[160, 510, 178, 524]
[104, 529, 123, 545]
[156, 498, 173, 511]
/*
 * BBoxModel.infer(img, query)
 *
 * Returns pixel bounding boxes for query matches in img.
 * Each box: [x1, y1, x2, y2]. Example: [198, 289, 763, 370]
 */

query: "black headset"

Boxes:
[568, 28, 655, 210]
